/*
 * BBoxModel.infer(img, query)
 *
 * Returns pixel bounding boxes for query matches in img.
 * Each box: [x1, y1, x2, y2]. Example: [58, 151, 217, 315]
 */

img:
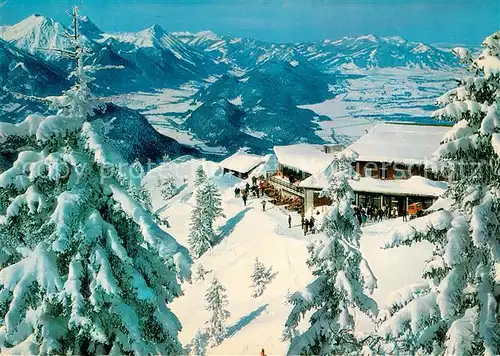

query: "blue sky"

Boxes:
[1, 0, 498, 45]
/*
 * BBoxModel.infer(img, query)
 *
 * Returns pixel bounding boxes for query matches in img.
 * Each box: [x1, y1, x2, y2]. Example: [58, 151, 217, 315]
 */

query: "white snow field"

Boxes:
[301, 68, 457, 143]
[144, 156, 434, 355]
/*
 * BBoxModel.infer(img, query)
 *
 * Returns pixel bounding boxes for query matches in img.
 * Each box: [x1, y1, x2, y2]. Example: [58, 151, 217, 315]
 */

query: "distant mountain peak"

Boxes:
[0, 14, 71, 55]
[195, 30, 220, 40]
[383, 35, 406, 44]
[147, 24, 166, 34]
[356, 34, 378, 42]
[78, 15, 103, 40]
[133, 24, 172, 47]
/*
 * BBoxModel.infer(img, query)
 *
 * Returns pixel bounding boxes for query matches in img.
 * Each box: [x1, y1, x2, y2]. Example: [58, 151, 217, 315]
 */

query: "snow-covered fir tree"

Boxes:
[205, 277, 230, 346]
[125, 158, 153, 212]
[250, 257, 276, 298]
[194, 165, 207, 187]
[379, 32, 500, 355]
[282, 149, 378, 355]
[188, 179, 224, 258]
[156, 173, 177, 201]
[189, 329, 209, 356]
[0, 8, 191, 355]
[194, 264, 211, 282]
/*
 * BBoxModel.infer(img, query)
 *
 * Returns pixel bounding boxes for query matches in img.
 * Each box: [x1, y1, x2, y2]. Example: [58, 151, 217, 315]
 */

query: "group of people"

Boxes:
[301, 216, 316, 236]
[354, 205, 409, 225]
[235, 176, 265, 207]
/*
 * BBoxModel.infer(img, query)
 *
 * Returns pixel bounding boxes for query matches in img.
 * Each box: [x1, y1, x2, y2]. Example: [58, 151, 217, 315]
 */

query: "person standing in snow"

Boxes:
[242, 193, 248, 207]
[309, 216, 315, 234]
[252, 175, 258, 186]
[234, 187, 240, 198]
[245, 182, 250, 193]
[355, 208, 362, 225]
[261, 200, 266, 211]
[288, 215, 292, 228]
[402, 208, 408, 222]
[301, 216, 305, 230]
[377, 208, 384, 222]
[304, 218, 310, 235]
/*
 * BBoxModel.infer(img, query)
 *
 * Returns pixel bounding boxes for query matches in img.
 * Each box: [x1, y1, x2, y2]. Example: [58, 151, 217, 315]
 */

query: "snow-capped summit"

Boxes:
[100, 24, 212, 66]
[0, 14, 73, 56]
[412, 42, 431, 53]
[355, 34, 378, 42]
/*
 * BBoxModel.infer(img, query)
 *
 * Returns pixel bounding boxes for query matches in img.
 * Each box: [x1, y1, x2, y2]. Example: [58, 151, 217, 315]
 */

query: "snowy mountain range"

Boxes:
[175, 31, 458, 71]
[0, 14, 222, 93]
[0, 13, 463, 156]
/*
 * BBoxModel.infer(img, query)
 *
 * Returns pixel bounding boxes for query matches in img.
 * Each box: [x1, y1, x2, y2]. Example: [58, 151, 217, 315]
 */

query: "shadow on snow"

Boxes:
[226, 304, 269, 338]
[217, 207, 252, 243]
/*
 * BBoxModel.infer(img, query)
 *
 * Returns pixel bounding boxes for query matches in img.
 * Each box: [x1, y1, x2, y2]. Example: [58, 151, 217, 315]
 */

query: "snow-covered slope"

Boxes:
[96, 24, 225, 86]
[0, 38, 69, 123]
[93, 103, 199, 163]
[143, 157, 435, 354]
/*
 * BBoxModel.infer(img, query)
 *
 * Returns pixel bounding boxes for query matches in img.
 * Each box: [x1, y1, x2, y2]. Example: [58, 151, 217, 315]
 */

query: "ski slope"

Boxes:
[144, 157, 434, 355]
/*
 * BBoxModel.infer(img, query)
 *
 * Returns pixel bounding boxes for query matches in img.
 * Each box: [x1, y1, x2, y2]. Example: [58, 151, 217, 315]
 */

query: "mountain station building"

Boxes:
[266, 123, 450, 216]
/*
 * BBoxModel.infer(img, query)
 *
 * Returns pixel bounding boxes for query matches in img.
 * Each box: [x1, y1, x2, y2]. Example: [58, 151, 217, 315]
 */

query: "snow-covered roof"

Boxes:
[300, 162, 447, 197]
[348, 123, 451, 165]
[273, 144, 335, 175]
[218, 151, 264, 174]
[349, 176, 448, 197]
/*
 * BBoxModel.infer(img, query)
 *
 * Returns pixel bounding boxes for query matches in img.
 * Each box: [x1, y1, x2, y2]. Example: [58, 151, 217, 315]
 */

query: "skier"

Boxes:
[245, 182, 250, 192]
[288, 214, 292, 228]
[261, 200, 266, 211]
[242, 193, 248, 207]
[252, 175, 258, 186]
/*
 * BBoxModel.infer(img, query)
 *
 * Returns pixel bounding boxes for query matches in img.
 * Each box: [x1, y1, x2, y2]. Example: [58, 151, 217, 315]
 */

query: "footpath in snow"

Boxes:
[144, 157, 434, 355]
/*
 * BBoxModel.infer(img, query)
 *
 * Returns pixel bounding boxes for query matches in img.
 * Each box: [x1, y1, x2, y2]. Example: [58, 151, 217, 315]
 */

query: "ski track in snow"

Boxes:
[145, 159, 434, 355]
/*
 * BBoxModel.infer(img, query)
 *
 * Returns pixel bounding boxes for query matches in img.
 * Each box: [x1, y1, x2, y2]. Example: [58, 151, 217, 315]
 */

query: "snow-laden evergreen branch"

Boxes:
[379, 31, 500, 355]
[205, 277, 230, 346]
[188, 166, 224, 258]
[282, 149, 378, 355]
[0, 7, 191, 354]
